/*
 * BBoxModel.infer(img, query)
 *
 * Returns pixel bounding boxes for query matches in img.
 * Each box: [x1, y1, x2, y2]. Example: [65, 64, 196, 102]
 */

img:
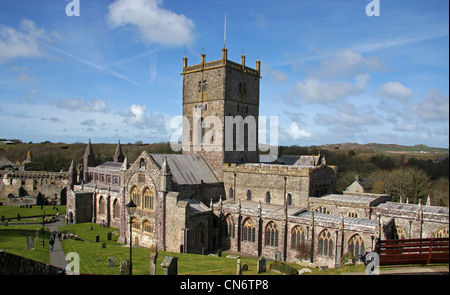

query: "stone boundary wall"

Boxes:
[0, 251, 64, 275]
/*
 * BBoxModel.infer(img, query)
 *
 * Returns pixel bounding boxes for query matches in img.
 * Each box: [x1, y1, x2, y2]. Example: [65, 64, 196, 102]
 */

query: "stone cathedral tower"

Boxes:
[181, 48, 261, 180]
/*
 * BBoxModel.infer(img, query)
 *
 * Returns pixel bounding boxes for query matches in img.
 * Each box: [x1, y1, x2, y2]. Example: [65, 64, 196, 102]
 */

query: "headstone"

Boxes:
[120, 259, 130, 275]
[17, 213, 21, 221]
[26, 236, 34, 250]
[236, 258, 242, 275]
[275, 250, 282, 261]
[108, 257, 116, 267]
[149, 246, 158, 275]
[217, 249, 222, 257]
[1, 216, 4, 222]
[107, 232, 112, 241]
[298, 268, 312, 275]
[242, 264, 248, 271]
[202, 248, 207, 255]
[257, 257, 267, 273]
[102, 242, 106, 249]
[95, 235, 100, 242]
[90, 226, 93, 230]
[35, 230, 40, 242]
[161, 256, 178, 275]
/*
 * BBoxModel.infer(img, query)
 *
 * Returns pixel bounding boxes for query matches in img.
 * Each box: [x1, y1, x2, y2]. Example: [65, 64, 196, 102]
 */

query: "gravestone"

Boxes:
[102, 242, 106, 249]
[242, 264, 248, 271]
[107, 232, 112, 241]
[95, 235, 100, 242]
[161, 256, 178, 275]
[236, 258, 242, 275]
[120, 259, 130, 275]
[26, 236, 34, 250]
[149, 247, 158, 275]
[35, 230, 40, 242]
[217, 249, 222, 257]
[257, 257, 267, 273]
[275, 250, 282, 261]
[1, 216, 4, 222]
[108, 257, 116, 267]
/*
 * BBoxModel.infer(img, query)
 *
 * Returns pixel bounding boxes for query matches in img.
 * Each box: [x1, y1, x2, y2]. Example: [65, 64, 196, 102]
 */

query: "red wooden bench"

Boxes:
[376, 237, 449, 265]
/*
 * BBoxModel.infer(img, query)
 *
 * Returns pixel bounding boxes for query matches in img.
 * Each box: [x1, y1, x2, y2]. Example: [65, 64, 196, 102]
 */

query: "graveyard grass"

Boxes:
[0, 224, 51, 264]
[61, 223, 269, 275]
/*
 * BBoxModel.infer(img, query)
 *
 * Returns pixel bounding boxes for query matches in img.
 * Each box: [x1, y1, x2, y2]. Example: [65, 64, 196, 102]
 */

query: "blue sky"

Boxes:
[0, 0, 448, 148]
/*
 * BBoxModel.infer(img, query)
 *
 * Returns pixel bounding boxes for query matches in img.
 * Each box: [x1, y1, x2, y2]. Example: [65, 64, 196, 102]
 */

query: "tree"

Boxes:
[383, 167, 431, 204]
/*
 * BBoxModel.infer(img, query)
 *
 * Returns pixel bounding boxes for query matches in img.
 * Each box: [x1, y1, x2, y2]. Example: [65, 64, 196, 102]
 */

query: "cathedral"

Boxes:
[66, 48, 449, 268]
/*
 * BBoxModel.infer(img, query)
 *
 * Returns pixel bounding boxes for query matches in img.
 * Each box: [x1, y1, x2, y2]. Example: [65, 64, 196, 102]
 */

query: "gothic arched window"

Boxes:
[291, 226, 306, 249]
[225, 215, 235, 238]
[242, 219, 256, 243]
[143, 188, 154, 210]
[265, 222, 279, 247]
[348, 234, 366, 260]
[318, 229, 334, 257]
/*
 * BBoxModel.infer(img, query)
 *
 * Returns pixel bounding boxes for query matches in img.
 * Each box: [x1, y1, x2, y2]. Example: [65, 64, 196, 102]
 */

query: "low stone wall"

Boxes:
[0, 250, 64, 275]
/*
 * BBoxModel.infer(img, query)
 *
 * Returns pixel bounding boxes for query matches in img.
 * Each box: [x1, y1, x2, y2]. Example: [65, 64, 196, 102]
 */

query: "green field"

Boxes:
[0, 205, 66, 221]
[0, 219, 367, 275]
[0, 224, 51, 264]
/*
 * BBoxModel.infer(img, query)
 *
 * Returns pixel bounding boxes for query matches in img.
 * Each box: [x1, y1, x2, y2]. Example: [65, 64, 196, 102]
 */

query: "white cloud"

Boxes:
[377, 81, 413, 101]
[107, 0, 195, 46]
[411, 88, 449, 121]
[287, 74, 370, 103]
[53, 98, 109, 113]
[312, 49, 384, 78]
[122, 104, 166, 131]
[286, 122, 312, 139]
[0, 22, 42, 64]
[314, 103, 382, 133]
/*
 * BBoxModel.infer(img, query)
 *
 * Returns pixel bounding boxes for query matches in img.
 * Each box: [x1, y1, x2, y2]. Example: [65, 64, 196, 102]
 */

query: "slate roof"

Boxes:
[377, 202, 449, 215]
[148, 154, 219, 185]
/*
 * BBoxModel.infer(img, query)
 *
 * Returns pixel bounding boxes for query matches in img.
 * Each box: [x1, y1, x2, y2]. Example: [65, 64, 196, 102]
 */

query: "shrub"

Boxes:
[269, 261, 298, 275]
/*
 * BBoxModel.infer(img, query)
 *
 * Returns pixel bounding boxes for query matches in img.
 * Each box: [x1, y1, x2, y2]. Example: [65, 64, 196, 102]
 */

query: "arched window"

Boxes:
[99, 196, 106, 216]
[139, 158, 146, 170]
[196, 223, 205, 244]
[348, 211, 358, 218]
[433, 227, 449, 238]
[318, 229, 334, 257]
[348, 234, 366, 260]
[225, 215, 235, 238]
[246, 190, 252, 201]
[315, 206, 331, 214]
[242, 219, 256, 243]
[291, 226, 306, 249]
[143, 220, 153, 233]
[265, 191, 271, 204]
[131, 186, 140, 207]
[265, 222, 279, 247]
[229, 187, 234, 199]
[113, 199, 120, 219]
[131, 217, 140, 230]
[395, 226, 407, 239]
[143, 188, 154, 210]
[286, 193, 293, 206]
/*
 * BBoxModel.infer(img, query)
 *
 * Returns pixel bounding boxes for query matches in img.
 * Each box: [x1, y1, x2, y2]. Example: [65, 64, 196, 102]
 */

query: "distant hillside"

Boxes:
[316, 143, 449, 155]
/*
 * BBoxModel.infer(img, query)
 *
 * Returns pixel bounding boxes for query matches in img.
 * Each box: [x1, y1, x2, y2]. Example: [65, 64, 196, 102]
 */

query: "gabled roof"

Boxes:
[148, 154, 219, 185]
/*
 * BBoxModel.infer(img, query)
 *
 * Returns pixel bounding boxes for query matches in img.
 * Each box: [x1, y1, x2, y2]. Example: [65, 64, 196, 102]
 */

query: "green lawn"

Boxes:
[0, 205, 66, 221]
[60, 223, 269, 275]
[0, 224, 51, 264]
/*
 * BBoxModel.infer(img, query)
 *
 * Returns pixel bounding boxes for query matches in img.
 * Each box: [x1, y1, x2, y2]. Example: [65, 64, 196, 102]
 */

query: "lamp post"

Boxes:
[125, 200, 137, 275]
